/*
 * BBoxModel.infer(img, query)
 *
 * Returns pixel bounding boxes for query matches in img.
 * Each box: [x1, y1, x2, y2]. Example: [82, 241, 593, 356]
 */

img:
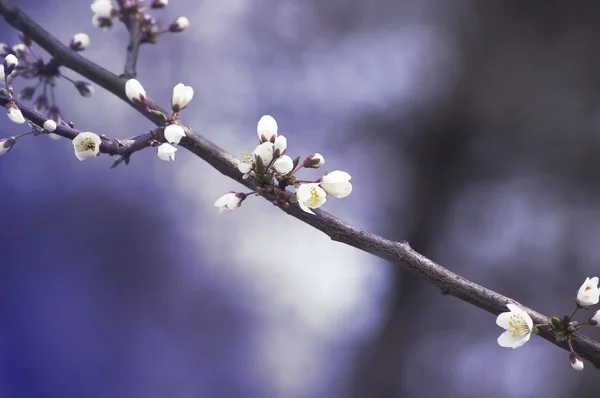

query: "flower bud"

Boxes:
[273, 155, 293, 174]
[169, 17, 189, 32]
[302, 153, 325, 168]
[570, 352, 584, 371]
[273, 135, 287, 158]
[3, 53, 18, 77]
[257, 115, 277, 143]
[70, 33, 90, 51]
[171, 83, 194, 112]
[6, 102, 25, 124]
[43, 119, 57, 132]
[214, 192, 247, 213]
[151, 0, 168, 8]
[75, 81, 94, 97]
[0, 136, 16, 155]
[254, 142, 274, 166]
[125, 79, 147, 105]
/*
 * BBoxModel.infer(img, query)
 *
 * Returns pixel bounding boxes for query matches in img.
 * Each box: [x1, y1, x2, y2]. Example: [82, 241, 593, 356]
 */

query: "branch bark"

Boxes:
[2, 0, 600, 367]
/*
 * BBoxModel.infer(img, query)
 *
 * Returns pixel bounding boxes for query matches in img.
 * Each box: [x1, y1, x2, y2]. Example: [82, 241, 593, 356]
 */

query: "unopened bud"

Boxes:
[151, 0, 168, 8]
[169, 16, 189, 32]
[302, 153, 325, 168]
[3, 54, 18, 77]
[6, 101, 25, 124]
[74, 81, 94, 97]
[570, 352, 584, 371]
[70, 33, 90, 51]
[0, 136, 16, 155]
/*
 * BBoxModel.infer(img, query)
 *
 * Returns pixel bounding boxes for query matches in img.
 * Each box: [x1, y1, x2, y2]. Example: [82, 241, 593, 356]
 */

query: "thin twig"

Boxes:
[2, 0, 600, 367]
[117, 0, 143, 78]
[0, 91, 155, 156]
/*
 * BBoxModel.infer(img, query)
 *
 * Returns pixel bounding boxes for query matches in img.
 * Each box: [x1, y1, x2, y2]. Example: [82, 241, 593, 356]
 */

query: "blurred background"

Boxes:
[2, 0, 600, 397]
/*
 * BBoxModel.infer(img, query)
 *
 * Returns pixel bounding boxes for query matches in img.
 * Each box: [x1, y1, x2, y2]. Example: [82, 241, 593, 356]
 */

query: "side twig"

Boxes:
[2, 0, 600, 367]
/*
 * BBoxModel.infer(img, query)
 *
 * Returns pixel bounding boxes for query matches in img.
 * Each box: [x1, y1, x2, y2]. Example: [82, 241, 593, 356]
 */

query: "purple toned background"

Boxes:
[2, 1, 600, 397]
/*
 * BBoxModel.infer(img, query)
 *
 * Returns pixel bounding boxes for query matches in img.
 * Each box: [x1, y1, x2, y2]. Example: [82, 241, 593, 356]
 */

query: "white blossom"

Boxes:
[3, 53, 18, 76]
[157, 143, 177, 162]
[6, 102, 25, 124]
[296, 183, 327, 215]
[273, 135, 287, 157]
[70, 33, 90, 51]
[254, 142, 274, 166]
[303, 153, 325, 168]
[570, 353, 584, 371]
[238, 161, 253, 174]
[125, 79, 147, 105]
[164, 124, 186, 144]
[91, 0, 114, 18]
[577, 277, 600, 307]
[214, 192, 245, 213]
[72, 132, 101, 161]
[171, 83, 194, 112]
[496, 303, 533, 349]
[169, 17, 189, 32]
[320, 170, 352, 198]
[43, 119, 57, 132]
[273, 155, 294, 174]
[257, 115, 278, 143]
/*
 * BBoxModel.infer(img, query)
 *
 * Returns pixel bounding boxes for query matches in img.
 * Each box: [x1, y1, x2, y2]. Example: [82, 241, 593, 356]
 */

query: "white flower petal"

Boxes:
[273, 155, 293, 174]
[157, 143, 177, 162]
[254, 142, 274, 165]
[296, 183, 327, 215]
[73, 132, 101, 161]
[164, 124, 186, 144]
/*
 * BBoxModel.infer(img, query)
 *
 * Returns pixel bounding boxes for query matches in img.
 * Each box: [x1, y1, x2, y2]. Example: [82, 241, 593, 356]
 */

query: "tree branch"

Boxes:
[116, 0, 143, 78]
[2, 0, 600, 367]
[0, 91, 155, 157]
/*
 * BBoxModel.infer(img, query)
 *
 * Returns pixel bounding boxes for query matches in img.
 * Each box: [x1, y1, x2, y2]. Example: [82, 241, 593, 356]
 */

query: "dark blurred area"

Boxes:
[2, 0, 600, 397]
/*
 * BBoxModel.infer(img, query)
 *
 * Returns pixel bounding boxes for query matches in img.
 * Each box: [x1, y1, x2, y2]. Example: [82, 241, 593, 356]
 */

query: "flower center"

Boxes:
[508, 313, 530, 337]
[305, 186, 321, 207]
[81, 137, 96, 151]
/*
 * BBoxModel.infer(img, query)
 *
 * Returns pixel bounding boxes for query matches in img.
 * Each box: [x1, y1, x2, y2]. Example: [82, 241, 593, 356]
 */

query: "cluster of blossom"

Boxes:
[0, 52, 59, 153]
[1, 31, 94, 133]
[91, 0, 189, 42]
[214, 115, 352, 215]
[496, 276, 600, 371]
[124, 78, 192, 161]
[63, 78, 192, 162]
